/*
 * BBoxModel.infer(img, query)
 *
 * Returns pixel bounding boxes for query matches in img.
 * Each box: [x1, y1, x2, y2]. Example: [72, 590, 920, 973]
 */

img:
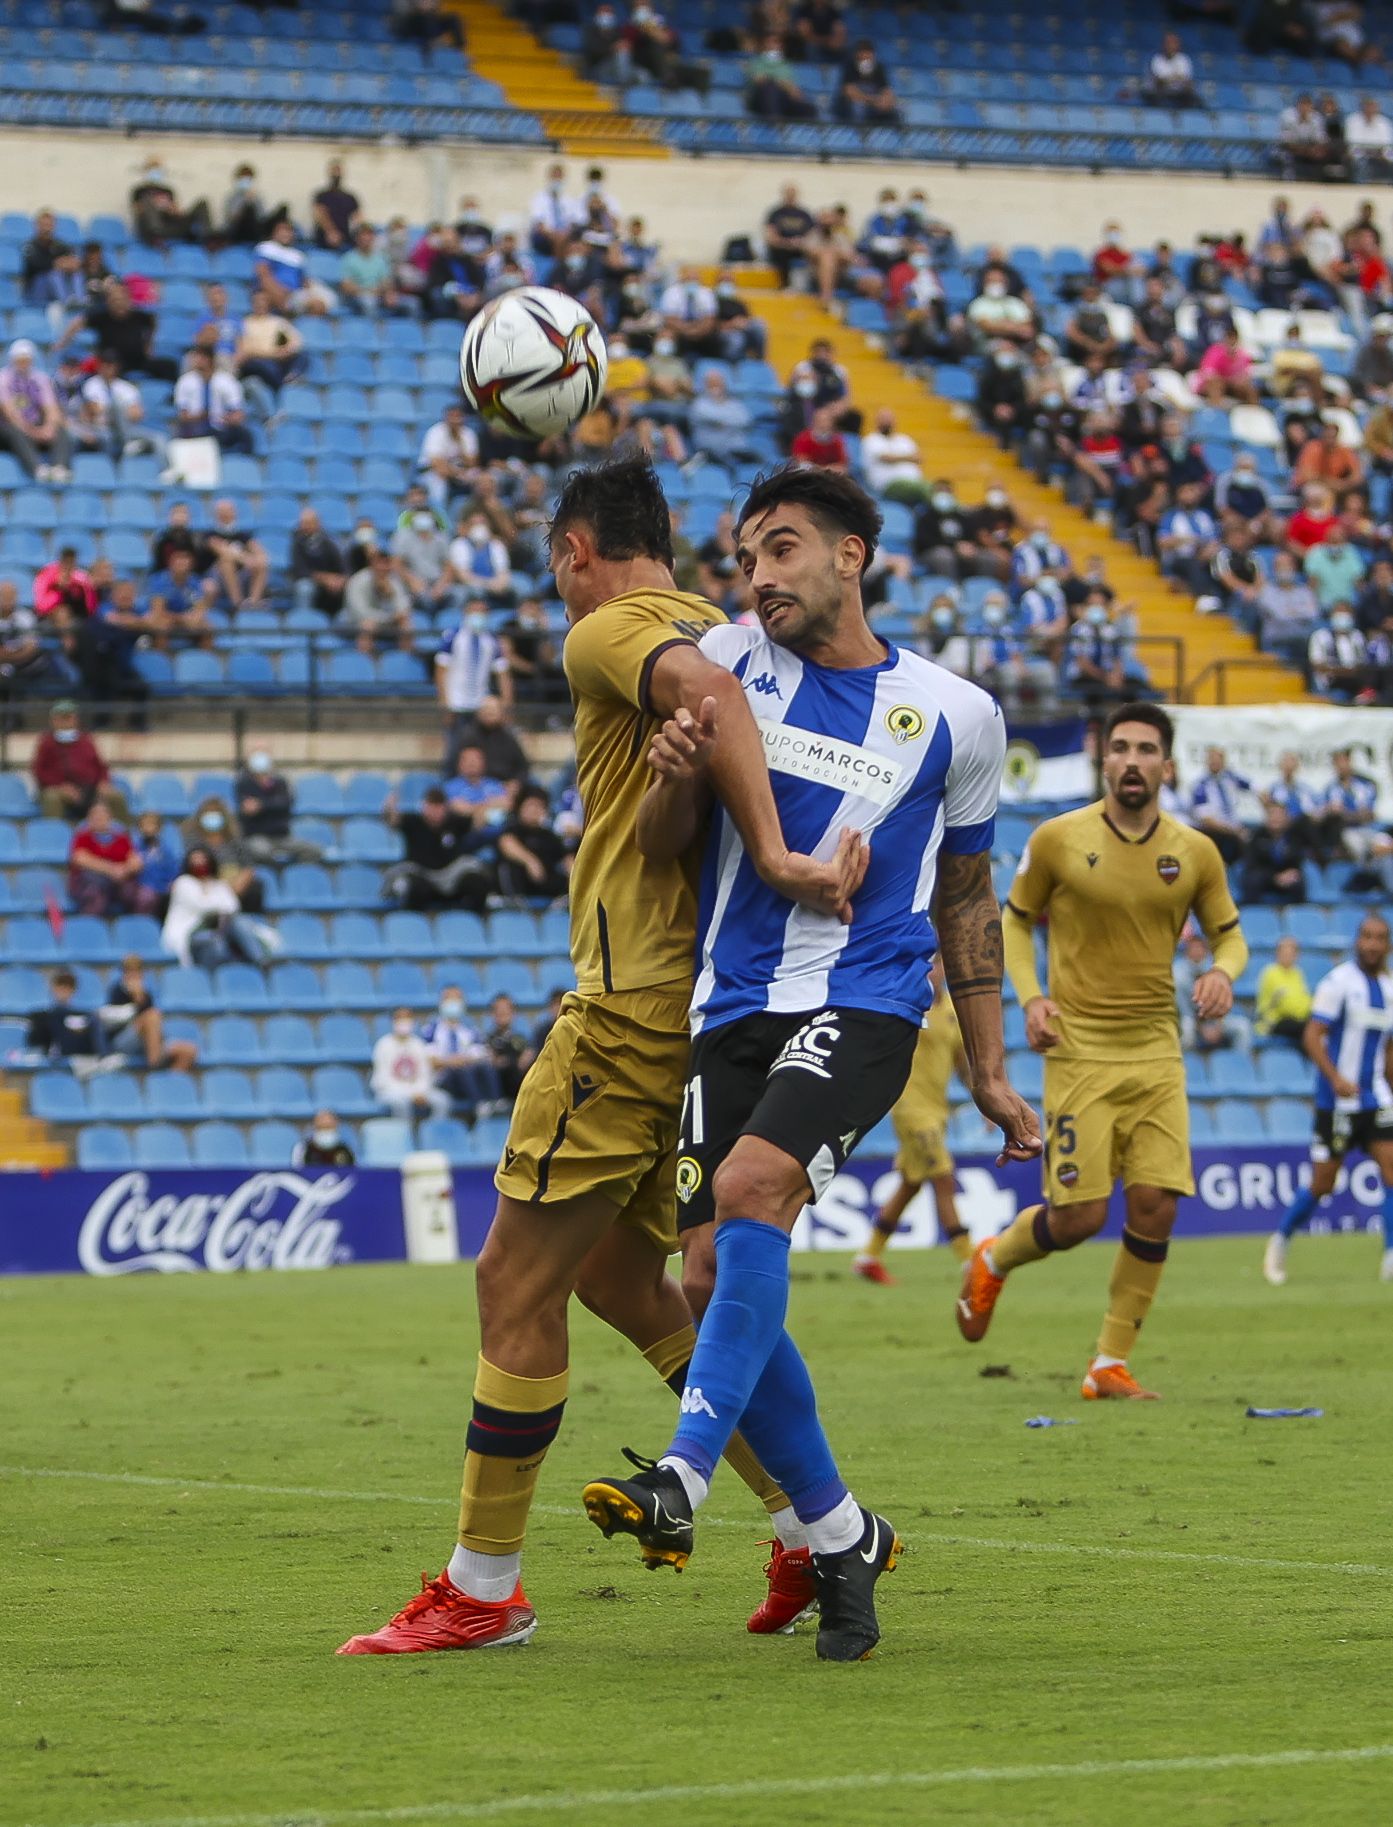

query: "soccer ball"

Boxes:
[459, 286, 608, 439]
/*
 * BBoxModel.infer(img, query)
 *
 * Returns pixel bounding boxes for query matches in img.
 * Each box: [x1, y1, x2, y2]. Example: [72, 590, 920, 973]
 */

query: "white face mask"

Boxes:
[986, 489, 1007, 508]
[982, 604, 1008, 629]
[1331, 613, 1355, 633]
[53, 727, 78, 744]
[440, 998, 464, 1019]
[985, 281, 1006, 298]
[931, 491, 955, 512]
[466, 610, 488, 631]
[1086, 605, 1110, 628]
[393, 1018, 413, 1038]
[313, 1127, 340, 1148]
[654, 338, 676, 358]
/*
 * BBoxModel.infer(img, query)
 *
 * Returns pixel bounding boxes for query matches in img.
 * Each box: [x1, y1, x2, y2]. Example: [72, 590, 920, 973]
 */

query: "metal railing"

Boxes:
[1184, 656, 1306, 706]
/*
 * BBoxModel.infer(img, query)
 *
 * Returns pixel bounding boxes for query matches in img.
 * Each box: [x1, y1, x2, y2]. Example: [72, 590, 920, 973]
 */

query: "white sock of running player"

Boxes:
[447, 1543, 521, 1603]
[804, 1492, 864, 1557]
[1091, 1353, 1127, 1371]
[659, 1455, 710, 1509]
[769, 1504, 809, 1551]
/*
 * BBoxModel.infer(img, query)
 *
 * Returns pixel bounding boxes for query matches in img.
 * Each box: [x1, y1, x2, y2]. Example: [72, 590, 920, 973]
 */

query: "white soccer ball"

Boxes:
[459, 286, 608, 439]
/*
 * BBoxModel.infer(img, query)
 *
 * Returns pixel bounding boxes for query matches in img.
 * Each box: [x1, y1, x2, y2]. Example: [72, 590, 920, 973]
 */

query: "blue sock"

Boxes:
[1382, 1184, 1393, 1250]
[1279, 1187, 1319, 1239]
[728, 1328, 847, 1524]
[666, 1219, 790, 1484]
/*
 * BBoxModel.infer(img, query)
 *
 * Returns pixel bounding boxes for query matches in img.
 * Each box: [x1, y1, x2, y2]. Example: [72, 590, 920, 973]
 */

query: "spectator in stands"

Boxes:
[1257, 548, 1321, 657]
[644, 333, 695, 412]
[311, 159, 361, 253]
[25, 970, 112, 1073]
[1305, 518, 1367, 612]
[151, 499, 203, 574]
[1255, 936, 1313, 1047]
[1215, 451, 1278, 543]
[581, 5, 630, 82]
[419, 990, 499, 1120]
[449, 515, 515, 604]
[975, 341, 1030, 449]
[79, 348, 157, 463]
[1157, 481, 1220, 596]
[133, 811, 182, 912]
[451, 693, 528, 785]
[20, 211, 69, 305]
[497, 599, 561, 707]
[528, 164, 580, 260]
[162, 845, 269, 969]
[1286, 481, 1340, 552]
[482, 994, 527, 1103]
[392, 505, 457, 614]
[746, 33, 818, 119]
[417, 403, 481, 511]
[1323, 747, 1380, 863]
[181, 799, 266, 913]
[67, 801, 154, 918]
[236, 289, 305, 397]
[1248, 0, 1315, 55]
[690, 369, 757, 469]
[294, 1109, 357, 1168]
[391, 0, 466, 59]
[914, 481, 980, 580]
[1242, 803, 1312, 904]
[339, 225, 408, 317]
[0, 581, 44, 689]
[255, 219, 336, 317]
[712, 269, 766, 360]
[129, 155, 211, 245]
[1063, 601, 1127, 706]
[104, 0, 205, 34]
[1174, 931, 1251, 1054]
[384, 785, 490, 913]
[1315, 1, 1380, 66]
[623, 6, 708, 93]
[1092, 221, 1135, 297]
[34, 547, 95, 621]
[1063, 282, 1119, 366]
[1352, 312, 1393, 404]
[1309, 604, 1374, 696]
[496, 785, 569, 900]
[143, 548, 216, 652]
[32, 701, 128, 822]
[174, 347, 254, 456]
[1345, 95, 1393, 179]
[1143, 31, 1201, 107]
[521, 985, 566, 1073]
[290, 508, 347, 618]
[219, 162, 281, 246]
[1293, 417, 1365, 504]
[763, 184, 816, 288]
[1195, 325, 1260, 406]
[0, 339, 74, 481]
[197, 498, 268, 612]
[835, 38, 899, 125]
[57, 277, 177, 382]
[1188, 746, 1252, 863]
[860, 408, 927, 501]
[1357, 555, 1393, 635]
[234, 749, 322, 866]
[342, 551, 417, 655]
[34, 249, 88, 333]
[970, 591, 1057, 707]
[101, 954, 197, 1072]
[445, 744, 511, 824]
[422, 227, 483, 321]
[1278, 93, 1341, 179]
[373, 1007, 453, 1121]
[966, 267, 1035, 349]
[790, 403, 849, 472]
[659, 266, 721, 358]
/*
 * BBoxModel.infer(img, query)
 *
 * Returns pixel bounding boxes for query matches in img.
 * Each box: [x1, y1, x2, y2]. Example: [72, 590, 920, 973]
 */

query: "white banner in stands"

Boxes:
[1167, 704, 1393, 817]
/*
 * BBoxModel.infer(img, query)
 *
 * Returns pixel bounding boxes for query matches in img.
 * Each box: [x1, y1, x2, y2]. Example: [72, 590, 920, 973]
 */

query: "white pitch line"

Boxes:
[3, 1464, 1388, 1579]
[43, 1745, 1393, 1827]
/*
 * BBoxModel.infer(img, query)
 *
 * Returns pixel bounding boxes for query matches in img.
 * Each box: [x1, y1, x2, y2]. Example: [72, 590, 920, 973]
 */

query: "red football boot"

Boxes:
[337, 1569, 537, 1655]
[746, 1540, 818, 1635]
[852, 1253, 896, 1286]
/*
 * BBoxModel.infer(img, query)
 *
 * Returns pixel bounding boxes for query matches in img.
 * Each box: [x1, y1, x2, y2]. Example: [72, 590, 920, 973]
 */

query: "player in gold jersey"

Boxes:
[954, 702, 1247, 1400]
[853, 958, 973, 1284]
[340, 458, 864, 1655]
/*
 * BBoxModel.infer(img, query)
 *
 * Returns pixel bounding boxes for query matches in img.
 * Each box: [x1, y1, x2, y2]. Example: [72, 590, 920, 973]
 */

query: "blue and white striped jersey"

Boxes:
[1309, 958, 1393, 1112]
[689, 626, 1005, 1035]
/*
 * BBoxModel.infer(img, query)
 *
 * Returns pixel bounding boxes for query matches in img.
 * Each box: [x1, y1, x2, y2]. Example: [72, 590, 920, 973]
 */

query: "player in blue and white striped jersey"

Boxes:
[583, 465, 1040, 1660]
[1264, 911, 1393, 1286]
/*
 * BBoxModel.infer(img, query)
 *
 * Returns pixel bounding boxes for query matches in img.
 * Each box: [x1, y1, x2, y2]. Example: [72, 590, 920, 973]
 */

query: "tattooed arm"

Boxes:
[934, 849, 1042, 1164]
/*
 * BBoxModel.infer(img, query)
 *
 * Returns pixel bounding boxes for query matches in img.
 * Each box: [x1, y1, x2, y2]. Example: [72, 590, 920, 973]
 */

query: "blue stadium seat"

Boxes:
[268, 963, 327, 1011]
[383, 910, 436, 958]
[293, 773, 346, 816]
[279, 912, 331, 959]
[312, 1064, 375, 1118]
[1208, 1051, 1256, 1095]
[264, 1013, 323, 1066]
[134, 1124, 192, 1168]
[318, 1012, 372, 1064]
[192, 1121, 250, 1166]
[329, 911, 389, 958]
[279, 864, 338, 911]
[5, 917, 60, 965]
[201, 1067, 260, 1120]
[343, 773, 392, 816]
[258, 1066, 316, 1119]
[77, 1124, 136, 1169]
[249, 1121, 303, 1168]
[324, 960, 379, 1010]
[137, 774, 194, 818]
[1266, 1097, 1309, 1135]
[145, 1073, 203, 1122]
[206, 1015, 263, 1066]
[88, 1075, 147, 1122]
[378, 961, 432, 1005]
[1240, 906, 1282, 949]
[418, 1115, 473, 1165]
[1256, 1050, 1310, 1096]
[215, 963, 270, 1012]
[0, 774, 35, 817]
[342, 816, 400, 863]
[30, 1072, 86, 1123]
[360, 1116, 412, 1165]
[1213, 1098, 1268, 1144]
[24, 820, 72, 865]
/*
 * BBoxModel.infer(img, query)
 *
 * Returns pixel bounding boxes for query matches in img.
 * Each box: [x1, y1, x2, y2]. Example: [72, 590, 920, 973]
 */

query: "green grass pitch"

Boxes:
[4, 1235, 1392, 1827]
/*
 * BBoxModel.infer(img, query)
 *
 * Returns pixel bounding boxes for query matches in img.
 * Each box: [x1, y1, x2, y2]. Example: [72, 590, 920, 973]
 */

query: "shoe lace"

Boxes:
[390, 1571, 457, 1626]
[621, 1446, 660, 1474]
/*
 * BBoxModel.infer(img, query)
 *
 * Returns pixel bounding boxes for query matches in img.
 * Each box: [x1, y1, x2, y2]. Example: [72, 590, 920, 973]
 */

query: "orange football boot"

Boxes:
[747, 1540, 817, 1634]
[336, 1569, 537, 1654]
[955, 1239, 1005, 1342]
[1081, 1360, 1160, 1401]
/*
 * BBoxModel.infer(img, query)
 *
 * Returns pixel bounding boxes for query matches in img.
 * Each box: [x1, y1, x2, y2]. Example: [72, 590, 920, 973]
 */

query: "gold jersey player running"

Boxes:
[340, 458, 862, 1656]
[955, 702, 1247, 1400]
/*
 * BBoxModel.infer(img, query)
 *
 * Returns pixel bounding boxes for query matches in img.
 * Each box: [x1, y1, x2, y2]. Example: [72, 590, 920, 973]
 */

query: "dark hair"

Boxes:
[548, 456, 675, 568]
[422, 785, 448, 807]
[516, 785, 550, 813]
[51, 968, 76, 990]
[1100, 700, 1174, 758]
[1359, 907, 1391, 933]
[735, 463, 882, 574]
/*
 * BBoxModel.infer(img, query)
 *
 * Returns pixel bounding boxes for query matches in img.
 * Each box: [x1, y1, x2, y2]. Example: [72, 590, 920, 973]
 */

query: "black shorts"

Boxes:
[675, 1006, 919, 1233]
[1312, 1105, 1393, 1162]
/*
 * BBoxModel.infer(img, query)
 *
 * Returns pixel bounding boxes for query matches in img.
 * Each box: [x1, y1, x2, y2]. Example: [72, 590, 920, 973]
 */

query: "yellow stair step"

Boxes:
[0, 1076, 72, 1167]
[717, 275, 1309, 705]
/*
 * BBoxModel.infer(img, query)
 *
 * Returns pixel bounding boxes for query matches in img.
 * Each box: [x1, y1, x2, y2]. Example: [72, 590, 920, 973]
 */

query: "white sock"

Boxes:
[804, 1492, 864, 1557]
[1091, 1353, 1126, 1371]
[769, 1504, 808, 1551]
[658, 1454, 709, 1509]
[447, 1543, 521, 1603]
[984, 1247, 1002, 1277]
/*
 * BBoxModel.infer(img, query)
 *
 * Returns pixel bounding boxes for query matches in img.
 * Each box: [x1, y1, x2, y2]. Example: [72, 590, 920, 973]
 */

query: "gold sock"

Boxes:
[989, 1203, 1053, 1273]
[1097, 1228, 1169, 1361]
[643, 1324, 789, 1517]
[945, 1228, 974, 1263]
[457, 1354, 569, 1555]
[862, 1222, 892, 1261]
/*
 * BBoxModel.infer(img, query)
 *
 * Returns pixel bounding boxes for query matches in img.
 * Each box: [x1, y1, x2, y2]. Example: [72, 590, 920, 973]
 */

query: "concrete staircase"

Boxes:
[0, 1079, 67, 1169]
[730, 271, 1309, 706]
[446, 0, 668, 158]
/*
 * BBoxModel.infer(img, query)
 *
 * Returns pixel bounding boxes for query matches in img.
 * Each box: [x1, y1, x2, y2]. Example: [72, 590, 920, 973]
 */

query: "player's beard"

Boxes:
[758, 577, 840, 652]
[1111, 769, 1157, 810]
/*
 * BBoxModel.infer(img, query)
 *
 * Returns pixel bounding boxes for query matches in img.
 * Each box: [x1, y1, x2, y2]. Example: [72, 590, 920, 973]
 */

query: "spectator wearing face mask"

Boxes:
[1305, 520, 1367, 613]
[1310, 604, 1376, 698]
[860, 409, 927, 501]
[581, 4, 630, 82]
[1064, 601, 1128, 706]
[68, 801, 156, 917]
[373, 1007, 453, 1122]
[436, 600, 510, 774]
[975, 340, 1029, 449]
[1214, 453, 1279, 544]
[645, 333, 694, 407]
[971, 590, 1057, 707]
[965, 267, 1035, 350]
[916, 593, 974, 678]
[711, 269, 766, 361]
[1011, 521, 1070, 591]
[790, 403, 849, 473]
[294, 1108, 357, 1167]
[32, 701, 130, 823]
[835, 39, 900, 126]
[1158, 481, 1220, 597]
[482, 993, 528, 1102]
[1256, 550, 1321, 660]
[886, 240, 951, 362]
[162, 844, 269, 969]
[419, 990, 500, 1119]
[1016, 572, 1073, 666]
[745, 33, 818, 120]
[914, 481, 979, 581]
[25, 969, 116, 1074]
[133, 810, 183, 911]
[384, 784, 491, 912]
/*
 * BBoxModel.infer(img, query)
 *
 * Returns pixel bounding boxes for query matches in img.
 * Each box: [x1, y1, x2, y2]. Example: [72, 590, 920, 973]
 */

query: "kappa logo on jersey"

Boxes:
[749, 672, 782, 698]
[1156, 854, 1182, 885]
[675, 1155, 702, 1204]
[769, 1010, 841, 1081]
[885, 704, 925, 744]
[680, 1386, 717, 1418]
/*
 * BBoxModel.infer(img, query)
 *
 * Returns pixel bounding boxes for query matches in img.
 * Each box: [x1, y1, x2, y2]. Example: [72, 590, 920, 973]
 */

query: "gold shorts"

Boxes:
[892, 1094, 953, 1184]
[494, 986, 691, 1256]
[1043, 1055, 1192, 1206]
